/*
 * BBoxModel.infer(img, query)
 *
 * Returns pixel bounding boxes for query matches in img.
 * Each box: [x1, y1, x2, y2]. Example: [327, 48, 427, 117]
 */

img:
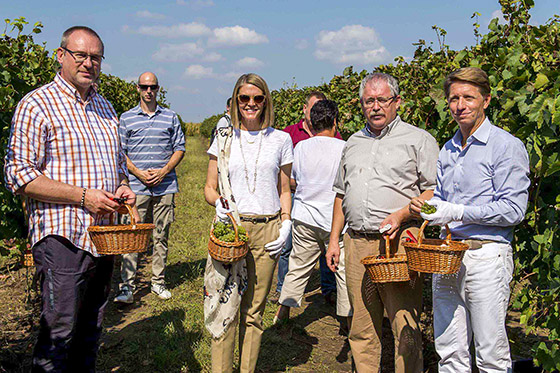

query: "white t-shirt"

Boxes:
[208, 127, 293, 215]
[292, 136, 345, 231]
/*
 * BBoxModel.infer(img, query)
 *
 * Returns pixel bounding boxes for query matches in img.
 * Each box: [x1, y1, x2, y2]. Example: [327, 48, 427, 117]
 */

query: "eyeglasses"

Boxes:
[62, 47, 104, 65]
[363, 96, 397, 108]
[138, 84, 159, 91]
[238, 95, 266, 104]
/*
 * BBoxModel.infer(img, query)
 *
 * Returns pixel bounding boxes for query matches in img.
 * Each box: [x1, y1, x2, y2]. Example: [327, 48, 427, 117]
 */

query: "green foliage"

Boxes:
[199, 113, 223, 139]
[0, 18, 55, 239]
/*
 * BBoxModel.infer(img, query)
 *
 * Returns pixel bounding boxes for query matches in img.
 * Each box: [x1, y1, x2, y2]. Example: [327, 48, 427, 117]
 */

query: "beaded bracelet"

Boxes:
[80, 188, 87, 208]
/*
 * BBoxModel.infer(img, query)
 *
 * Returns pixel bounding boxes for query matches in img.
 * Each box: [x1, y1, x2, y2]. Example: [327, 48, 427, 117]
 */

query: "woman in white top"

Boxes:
[205, 73, 293, 373]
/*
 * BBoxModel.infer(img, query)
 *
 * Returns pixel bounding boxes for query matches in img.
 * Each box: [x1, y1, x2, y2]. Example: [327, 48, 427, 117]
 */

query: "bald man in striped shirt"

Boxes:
[4, 26, 136, 371]
[114, 72, 185, 303]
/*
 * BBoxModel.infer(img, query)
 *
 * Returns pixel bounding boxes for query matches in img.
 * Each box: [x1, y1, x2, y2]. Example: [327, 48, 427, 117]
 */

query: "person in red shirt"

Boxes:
[273, 91, 342, 305]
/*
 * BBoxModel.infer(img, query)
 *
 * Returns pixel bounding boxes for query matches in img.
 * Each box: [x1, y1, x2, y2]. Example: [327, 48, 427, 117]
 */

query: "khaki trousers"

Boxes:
[344, 226, 423, 373]
[211, 215, 280, 373]
[279, 220, 351, 316]
[119, 193, 175, 289]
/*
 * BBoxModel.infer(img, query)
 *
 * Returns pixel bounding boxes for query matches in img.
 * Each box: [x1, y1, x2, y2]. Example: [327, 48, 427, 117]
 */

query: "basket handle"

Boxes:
[384, 235, 392, 259]
[417, 220, 451, 245]
[109, 204, 136, 226]
[226, 212, 240, 243]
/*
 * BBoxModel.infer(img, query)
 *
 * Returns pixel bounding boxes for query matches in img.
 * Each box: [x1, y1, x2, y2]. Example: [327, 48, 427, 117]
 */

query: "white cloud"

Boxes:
[183, 64, 214, 79]
[202, 52, 222, 62]
[235, 57, 264, 69]
[101, 63, 112, 73]
[177, 0, 214, 7]
[135, 10, 166, 20]
[295, 39, 309, 50]
[314, 25, 390, 65]
[152, 43, 205, 62]
[209, 26, 268, 46]
[138, 22, 212, 38]
[490, 10, 507, 25]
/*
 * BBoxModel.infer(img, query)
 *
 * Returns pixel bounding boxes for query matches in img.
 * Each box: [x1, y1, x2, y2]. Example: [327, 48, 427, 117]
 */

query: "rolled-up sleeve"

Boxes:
[4, 100, 47, 193]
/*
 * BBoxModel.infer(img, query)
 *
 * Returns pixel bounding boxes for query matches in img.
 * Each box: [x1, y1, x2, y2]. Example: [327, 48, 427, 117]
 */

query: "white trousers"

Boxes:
[278, 220, 351, 317]
[433, 242, 514, 373]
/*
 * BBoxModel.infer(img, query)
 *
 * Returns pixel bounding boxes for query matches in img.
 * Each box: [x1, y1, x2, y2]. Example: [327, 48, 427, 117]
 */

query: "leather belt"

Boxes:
[349, 229, 382, 239]
[239, 212, 280, 224]
[463, 239, 497, 250]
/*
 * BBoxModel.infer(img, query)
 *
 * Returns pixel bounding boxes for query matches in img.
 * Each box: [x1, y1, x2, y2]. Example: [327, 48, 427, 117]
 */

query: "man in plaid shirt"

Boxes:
[4, 26, 136, 371]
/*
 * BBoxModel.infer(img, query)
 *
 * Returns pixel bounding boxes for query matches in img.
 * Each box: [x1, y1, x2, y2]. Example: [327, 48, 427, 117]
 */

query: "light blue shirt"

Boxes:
[119, 104, 186, 196]
[433, 118, 530, 243]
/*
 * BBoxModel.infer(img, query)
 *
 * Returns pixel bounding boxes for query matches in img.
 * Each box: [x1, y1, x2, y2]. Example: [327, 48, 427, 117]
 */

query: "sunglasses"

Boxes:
[238, 94, 265, 104]
[138, 84, 159, 91]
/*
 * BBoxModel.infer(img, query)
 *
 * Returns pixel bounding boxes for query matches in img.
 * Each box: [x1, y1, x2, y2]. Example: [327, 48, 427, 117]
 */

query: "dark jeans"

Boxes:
[32, 235, 114, 373]
[276, 231, 337, 296]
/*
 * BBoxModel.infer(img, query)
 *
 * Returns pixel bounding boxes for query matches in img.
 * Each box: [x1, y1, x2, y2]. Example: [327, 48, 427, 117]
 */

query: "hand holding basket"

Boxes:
[88, 204, 155, 255]
[361, 236, 410, 283]
[403, 220, 469, 274]
[208, 212, 249, 263]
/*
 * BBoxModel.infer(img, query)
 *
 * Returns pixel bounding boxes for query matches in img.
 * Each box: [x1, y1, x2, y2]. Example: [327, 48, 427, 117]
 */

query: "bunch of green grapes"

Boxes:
[213, 221, 248, 243]
[421, 202, 437, 214]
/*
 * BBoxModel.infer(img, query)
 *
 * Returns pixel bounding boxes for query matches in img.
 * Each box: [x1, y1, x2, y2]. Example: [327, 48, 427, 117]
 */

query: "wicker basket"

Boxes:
[403, 220, 469, 274]
[23, 250, 34, 267]
[361, 236, 410, 283]
[208, 213, 249, 263]
[88, 204, 155, 255]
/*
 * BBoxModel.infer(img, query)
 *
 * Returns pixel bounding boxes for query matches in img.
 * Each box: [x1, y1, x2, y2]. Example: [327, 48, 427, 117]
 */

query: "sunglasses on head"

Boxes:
[238, 94, 265, 104]
[138, 84, 159, 91]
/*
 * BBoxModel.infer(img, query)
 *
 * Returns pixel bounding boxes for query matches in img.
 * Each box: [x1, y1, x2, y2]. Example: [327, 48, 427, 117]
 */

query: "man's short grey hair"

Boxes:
[359, 73, 400, 99]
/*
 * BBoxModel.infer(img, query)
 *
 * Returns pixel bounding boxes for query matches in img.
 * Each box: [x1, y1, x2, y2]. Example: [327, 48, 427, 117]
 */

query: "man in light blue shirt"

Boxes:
[114, 72, 185, 303]
[419, 67, 530, 372]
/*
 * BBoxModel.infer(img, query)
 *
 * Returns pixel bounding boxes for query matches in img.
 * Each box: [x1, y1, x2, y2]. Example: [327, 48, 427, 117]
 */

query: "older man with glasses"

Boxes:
[114, 71, 185, 303]
[327, 72, 440, 372]
[4, 26, 136, 371]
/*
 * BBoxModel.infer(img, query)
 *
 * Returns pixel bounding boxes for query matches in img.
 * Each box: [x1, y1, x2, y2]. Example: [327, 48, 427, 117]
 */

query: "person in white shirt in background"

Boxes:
[274, 100, 351, 328]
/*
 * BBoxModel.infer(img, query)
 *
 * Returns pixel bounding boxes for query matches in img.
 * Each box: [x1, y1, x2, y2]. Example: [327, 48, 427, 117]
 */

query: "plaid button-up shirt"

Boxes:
[4, 74, 128, 255]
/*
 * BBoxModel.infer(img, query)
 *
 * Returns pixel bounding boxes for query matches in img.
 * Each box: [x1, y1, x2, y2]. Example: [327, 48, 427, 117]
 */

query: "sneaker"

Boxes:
[151, 284, 172, 300]
[114, 288, 134, 304]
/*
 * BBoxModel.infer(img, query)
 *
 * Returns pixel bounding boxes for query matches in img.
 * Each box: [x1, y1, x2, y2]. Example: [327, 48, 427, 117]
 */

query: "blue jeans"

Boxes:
[276, 231, 336, 295]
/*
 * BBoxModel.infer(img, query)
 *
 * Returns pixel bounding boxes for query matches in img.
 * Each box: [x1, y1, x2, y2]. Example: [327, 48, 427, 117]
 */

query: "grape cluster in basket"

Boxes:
[421, 202, 437, 214]
[213, 221, 248, 243]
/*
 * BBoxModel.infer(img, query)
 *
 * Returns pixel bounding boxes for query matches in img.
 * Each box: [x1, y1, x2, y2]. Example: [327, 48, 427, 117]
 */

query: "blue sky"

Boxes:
[1, 0, 558, 122]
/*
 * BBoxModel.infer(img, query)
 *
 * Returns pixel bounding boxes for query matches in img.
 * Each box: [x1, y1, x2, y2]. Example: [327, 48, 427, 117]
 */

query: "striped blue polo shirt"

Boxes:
[119, 104, 186, 196]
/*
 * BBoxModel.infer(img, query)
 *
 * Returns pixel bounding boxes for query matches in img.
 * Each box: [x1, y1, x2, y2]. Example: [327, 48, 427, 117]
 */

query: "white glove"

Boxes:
[264, 220, 292, 257]
[420, 200, 464, 226]
[215, 198, 234, 221]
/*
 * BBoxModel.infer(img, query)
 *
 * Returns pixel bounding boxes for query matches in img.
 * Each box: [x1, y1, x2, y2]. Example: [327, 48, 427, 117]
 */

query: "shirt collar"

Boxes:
[55, 73, 97, 103]
[363, 115, 401, 138]
[134, 103, 163, 116]
[451, 117, 491, 149]
[296, 119, 306, 131]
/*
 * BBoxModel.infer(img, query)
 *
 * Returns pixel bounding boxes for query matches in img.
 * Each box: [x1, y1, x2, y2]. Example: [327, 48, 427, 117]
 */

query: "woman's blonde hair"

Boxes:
[230, 73, 274, 129]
